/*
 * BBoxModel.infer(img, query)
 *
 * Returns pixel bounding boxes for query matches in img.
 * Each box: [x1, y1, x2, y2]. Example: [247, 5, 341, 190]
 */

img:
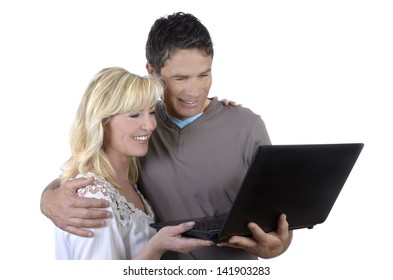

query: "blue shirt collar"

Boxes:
[168, 112, 204, 128]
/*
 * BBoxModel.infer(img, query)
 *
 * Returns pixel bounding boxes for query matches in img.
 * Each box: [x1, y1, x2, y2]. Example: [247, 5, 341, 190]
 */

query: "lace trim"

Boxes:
[76, 175, 154, 227]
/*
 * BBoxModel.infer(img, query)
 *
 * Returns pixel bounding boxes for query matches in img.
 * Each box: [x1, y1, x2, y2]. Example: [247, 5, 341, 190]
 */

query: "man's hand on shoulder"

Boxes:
[40, 177, 112, 237]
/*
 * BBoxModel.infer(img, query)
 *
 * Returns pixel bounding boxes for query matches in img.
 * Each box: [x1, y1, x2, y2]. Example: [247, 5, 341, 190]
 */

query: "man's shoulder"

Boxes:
[210, 97, 261, 119]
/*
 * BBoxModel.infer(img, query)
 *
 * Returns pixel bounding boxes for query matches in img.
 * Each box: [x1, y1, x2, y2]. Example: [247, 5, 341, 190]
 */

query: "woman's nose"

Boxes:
[141, 114, 156, 131]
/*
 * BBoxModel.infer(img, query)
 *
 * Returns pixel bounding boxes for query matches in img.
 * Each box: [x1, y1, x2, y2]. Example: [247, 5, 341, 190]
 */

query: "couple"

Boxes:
[41, 12, 293, 260]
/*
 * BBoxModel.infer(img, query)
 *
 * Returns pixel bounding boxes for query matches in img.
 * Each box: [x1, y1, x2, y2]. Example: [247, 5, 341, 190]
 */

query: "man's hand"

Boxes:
[40, 177, 112, 237]
[217, 214, 293, 259]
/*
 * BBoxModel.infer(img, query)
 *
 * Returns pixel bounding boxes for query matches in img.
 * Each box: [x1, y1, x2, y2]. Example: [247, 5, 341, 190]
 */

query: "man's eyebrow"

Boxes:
[200, 69, 212, 75]
[171, 74, 189, 78]
[173, 69, 212, 77]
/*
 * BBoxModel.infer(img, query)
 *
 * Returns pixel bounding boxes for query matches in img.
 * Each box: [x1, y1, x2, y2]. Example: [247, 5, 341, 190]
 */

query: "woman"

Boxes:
[55, 67, 212, 259]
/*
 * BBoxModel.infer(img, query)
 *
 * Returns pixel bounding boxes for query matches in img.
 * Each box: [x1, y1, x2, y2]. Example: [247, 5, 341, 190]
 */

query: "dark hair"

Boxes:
[145, 12, 214, 74]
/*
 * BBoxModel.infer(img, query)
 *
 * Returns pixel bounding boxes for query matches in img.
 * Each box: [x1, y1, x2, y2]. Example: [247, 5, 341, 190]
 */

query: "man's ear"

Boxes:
[146, 63, 155, 76]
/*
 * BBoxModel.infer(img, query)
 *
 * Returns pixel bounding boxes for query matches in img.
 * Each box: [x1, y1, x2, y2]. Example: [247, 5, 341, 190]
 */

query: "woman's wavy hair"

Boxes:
[60, 67, 163, 189]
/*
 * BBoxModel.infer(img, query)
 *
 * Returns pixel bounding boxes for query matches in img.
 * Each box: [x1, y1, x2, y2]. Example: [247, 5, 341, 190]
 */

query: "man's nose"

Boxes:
[185, 77, 199, 96]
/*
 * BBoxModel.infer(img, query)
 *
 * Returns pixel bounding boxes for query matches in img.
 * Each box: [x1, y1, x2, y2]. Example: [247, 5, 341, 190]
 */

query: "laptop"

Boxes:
[150, 143, 364, 243]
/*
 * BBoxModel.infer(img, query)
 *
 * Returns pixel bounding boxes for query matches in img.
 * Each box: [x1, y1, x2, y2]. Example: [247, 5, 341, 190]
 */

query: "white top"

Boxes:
[55, 175, 156, 259]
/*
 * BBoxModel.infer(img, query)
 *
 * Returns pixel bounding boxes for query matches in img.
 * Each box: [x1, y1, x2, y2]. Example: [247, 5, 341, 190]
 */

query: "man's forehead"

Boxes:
[161, 49, 212, 77]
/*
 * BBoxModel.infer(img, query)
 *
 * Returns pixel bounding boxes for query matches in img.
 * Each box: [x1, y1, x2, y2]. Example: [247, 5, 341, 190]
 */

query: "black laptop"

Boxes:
[150, 143, 364, 243]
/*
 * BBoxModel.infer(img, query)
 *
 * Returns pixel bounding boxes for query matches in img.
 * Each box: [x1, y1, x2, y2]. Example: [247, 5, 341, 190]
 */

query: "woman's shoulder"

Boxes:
[75, 173, 114, 201]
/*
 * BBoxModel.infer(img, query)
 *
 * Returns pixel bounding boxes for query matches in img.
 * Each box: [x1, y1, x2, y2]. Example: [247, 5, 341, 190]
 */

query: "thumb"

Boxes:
[176, 221, 195, 234]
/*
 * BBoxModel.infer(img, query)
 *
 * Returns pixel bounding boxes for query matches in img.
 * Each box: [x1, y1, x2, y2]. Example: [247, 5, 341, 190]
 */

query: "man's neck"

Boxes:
[168, 113, 204, 128]
[164, 98, 212, 128]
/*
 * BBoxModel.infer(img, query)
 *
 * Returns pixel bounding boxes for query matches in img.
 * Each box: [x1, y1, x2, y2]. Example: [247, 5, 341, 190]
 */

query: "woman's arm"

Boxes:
[134, 222, 214, 260]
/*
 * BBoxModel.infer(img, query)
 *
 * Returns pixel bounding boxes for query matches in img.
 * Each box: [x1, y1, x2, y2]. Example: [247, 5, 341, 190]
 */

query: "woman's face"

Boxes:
[104, 106, 157, 161]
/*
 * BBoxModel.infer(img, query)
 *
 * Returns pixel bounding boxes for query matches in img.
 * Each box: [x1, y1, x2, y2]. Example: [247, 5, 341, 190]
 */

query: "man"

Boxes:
[41, 12, 292, 260]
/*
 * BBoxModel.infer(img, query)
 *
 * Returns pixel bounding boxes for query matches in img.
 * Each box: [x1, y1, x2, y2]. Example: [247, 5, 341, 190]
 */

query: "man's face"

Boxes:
[159, 49, 213, 120]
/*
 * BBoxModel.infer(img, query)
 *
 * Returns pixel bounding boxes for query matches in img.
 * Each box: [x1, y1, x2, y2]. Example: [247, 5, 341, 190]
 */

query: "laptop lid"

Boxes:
[217, 143, 364, 241]
[150, 143, 364, 242]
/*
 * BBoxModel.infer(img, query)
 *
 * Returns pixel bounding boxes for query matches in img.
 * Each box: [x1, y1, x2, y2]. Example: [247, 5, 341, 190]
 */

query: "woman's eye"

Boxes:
[128, 113, 139, 118]
[149, 111, 156, 116]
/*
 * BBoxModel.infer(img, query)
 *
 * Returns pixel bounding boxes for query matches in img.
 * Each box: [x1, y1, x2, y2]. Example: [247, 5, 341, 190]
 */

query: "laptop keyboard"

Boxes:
[192, 215, 227, 231]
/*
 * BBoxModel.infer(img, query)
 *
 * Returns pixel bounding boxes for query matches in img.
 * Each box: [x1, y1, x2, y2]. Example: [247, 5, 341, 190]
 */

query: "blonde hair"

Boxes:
[60, 67, 163, 188]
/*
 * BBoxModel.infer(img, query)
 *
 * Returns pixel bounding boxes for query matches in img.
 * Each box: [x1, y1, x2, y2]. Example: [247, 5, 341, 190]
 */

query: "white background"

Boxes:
[1, 0, 392, 279]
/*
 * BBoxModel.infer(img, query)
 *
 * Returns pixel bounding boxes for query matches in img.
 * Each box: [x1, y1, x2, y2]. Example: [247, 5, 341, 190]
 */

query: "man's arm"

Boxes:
[40, 177, 112, 237]
[217, 214, 293, 259]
